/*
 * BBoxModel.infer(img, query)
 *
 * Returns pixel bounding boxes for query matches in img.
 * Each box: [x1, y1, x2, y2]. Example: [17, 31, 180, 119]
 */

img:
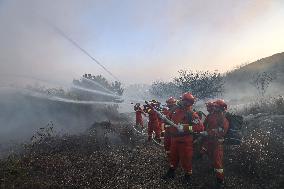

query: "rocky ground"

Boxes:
[0, 113, 283, 189]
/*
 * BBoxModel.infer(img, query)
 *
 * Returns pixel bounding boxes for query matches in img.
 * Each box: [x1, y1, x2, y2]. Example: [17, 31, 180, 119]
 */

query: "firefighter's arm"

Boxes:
[140, 109, 147, 116]
[205, 117, 229, 137]
[192, 113, 204, 132]
[205, 127, 221, 137]
[183, 113, 204, 133]
[215, 118, 229, 138]
[164, 124, 171, 128]
[199, 116, 210, 136]
[203, 117, 209, 129]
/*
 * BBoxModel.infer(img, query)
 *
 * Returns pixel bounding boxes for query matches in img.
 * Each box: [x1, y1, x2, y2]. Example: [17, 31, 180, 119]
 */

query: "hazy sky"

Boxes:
[0, 0, 284, 85]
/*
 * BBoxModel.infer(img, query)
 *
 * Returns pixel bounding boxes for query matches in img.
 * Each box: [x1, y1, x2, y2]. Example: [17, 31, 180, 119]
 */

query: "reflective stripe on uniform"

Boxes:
[218, 139, 224, 142]
[217, 127, 224, 132]
[215, 168, 224, 173]
[181, 124, 192, 132]
[166, 151, 170, 154]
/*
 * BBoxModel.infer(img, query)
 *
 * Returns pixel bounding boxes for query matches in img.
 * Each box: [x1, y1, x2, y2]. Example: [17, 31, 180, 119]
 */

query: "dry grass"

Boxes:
[0, 113, 283, 189]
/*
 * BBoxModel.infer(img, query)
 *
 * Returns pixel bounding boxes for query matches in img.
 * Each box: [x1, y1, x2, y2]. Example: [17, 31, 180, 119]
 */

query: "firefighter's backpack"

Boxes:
[224, 112, 244, 145]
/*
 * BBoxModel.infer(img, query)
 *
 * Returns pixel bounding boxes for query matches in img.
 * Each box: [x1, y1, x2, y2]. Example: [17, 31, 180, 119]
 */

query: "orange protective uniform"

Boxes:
[146, 108, 160, 141]
[169, 107, 204, 174]
[135, 107, 144, 127]
[161, 108, 175, 161]
[202, 112, 229, 181]
[158, 117, 163, 137]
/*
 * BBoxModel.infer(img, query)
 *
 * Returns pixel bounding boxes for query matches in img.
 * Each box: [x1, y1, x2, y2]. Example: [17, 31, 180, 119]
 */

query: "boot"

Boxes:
[161, 168, 175, 180]
[215, 178, 224, 189]
[182, 173, 192, 185]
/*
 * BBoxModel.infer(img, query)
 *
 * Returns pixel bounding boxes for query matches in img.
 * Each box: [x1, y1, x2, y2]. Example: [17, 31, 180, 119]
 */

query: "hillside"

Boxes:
[224, 52, 284, 97]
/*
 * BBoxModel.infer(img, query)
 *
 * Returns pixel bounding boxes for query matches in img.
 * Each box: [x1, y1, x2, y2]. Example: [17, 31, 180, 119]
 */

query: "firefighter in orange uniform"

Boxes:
[145, 100, 161, 142]
[200, 99, 229, 188]
[161, 97, 177, 161]
[134, 103, 146, 128]
[162, 92, 204, 184]
[156, 101, 163, 139]
[200, 101, 216, 156]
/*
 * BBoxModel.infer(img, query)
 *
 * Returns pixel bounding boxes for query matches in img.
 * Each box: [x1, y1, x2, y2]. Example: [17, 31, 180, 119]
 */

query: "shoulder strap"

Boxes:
[186, 110, 193, 124]
[216, 113, 225, 129]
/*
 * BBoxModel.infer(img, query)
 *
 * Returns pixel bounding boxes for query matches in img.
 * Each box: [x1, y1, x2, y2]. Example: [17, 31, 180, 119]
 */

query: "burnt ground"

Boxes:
[0, 114, 283, 189]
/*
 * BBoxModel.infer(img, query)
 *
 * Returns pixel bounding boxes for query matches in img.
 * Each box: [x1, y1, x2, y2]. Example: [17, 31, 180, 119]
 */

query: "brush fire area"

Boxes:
[1, 1, 284, 188]
[0, 97, 283, 188]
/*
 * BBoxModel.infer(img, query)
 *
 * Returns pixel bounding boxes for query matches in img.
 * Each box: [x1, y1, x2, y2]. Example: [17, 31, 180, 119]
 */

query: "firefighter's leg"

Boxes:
[161, 123, 165, 137]
[158, 121, 162, 135]
[140, 119, 144, 128]
[200, 138, 209, 156]
[135, 114, 139, 125]
[170, 137, 179, 169]
[207, 141, 215, 174]
[136, 115, 143, 127]
[213, 143, 224, 188]
[162, 137, 177, 180]
[147, 122, 153, 141]
[179, 137, 193, 184]
[164, 136, 171, 162]
[153, 122, 161, 142]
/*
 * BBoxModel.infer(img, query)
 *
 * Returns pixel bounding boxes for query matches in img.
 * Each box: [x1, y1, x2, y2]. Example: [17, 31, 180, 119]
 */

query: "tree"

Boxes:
[174, 70, 224, 100]
[72, 74, 124, 102]
[111, 81, 124, 96]
[149, 81, 182, 99]
[149, 70, 224, 101]
[74, 74, 124, 96]
[250, 72, 276, 96]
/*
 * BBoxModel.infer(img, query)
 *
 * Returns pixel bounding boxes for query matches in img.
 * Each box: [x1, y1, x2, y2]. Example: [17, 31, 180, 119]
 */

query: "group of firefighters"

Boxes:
[134, 92, 229, 188]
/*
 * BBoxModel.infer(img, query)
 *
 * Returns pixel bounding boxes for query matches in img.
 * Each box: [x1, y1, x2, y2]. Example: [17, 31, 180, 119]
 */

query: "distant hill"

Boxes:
[224, 52, 284, 97]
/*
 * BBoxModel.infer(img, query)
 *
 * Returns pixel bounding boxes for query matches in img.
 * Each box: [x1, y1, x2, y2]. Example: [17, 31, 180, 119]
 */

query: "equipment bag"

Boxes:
[224, 112, 244, 145]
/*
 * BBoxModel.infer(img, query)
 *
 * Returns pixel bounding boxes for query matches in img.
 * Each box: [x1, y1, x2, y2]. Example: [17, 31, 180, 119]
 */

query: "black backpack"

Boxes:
[224, 112, 244, 145]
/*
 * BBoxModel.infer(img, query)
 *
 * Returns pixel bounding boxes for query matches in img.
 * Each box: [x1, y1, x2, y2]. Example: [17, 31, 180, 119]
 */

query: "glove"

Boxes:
[217, 127, 224, 132]
[200, 131, 208, 136]
[177, 124, 184, 133]
[192, 118, 199, 124]
[164, 124, 170, 128]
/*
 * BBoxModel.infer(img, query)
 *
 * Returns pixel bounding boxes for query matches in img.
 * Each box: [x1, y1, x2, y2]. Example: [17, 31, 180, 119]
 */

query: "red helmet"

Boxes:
[181, 92, 195, 105]
[166, 97, 177, 105]
[134, 103, 140, 110]
[205, 101, 215, 112]
[206, 101, 214, 106]
[214, 99, 227, 111]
